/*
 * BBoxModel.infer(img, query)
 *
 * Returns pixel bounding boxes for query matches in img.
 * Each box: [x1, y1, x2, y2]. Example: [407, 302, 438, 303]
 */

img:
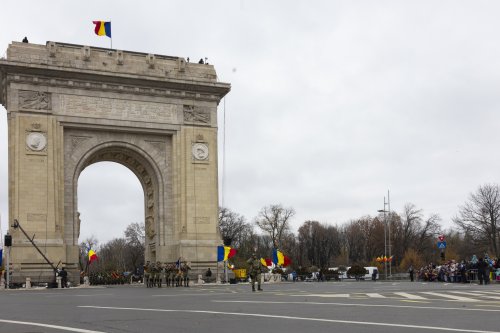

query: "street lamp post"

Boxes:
[387, 190, 391, 278]
[378, 195, 390, 280]
[377, 207, 387, 280]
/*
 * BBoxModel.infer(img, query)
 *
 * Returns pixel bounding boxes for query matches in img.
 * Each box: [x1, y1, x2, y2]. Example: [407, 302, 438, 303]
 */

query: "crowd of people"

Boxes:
[415, 255, 500, 284]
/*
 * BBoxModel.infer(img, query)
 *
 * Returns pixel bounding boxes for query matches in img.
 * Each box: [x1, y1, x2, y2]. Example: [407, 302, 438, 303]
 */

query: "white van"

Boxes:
[329, 266, 378, 280]
[364, 266, 379, 280]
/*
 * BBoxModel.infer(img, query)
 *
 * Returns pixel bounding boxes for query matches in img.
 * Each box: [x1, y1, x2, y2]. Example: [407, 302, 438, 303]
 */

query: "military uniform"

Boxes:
[175, 266, 183, 287]
[156, 262, 163, 288]
[247, 255, 265, 292]
[151, 263, 159, 287]
[181, 262, 191, 287]
[144, 261, 151, 288]
[166, 264, 175, 287]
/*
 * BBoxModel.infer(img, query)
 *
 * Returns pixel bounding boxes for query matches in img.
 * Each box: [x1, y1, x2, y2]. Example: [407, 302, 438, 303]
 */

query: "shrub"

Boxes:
[347, 265, 367, 280]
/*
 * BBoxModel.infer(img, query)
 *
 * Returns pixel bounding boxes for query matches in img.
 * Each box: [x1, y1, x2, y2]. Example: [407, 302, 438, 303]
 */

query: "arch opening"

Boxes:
[77, 161, 144, 245]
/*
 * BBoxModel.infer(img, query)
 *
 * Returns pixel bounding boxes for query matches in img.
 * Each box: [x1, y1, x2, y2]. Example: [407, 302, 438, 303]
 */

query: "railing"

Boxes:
[466, 269, 478, 283]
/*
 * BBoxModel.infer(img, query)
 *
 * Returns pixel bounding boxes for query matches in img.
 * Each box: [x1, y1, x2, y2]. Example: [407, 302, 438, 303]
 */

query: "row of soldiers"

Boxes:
[144, 261, 191, 288]
[86, 272, 128, 285]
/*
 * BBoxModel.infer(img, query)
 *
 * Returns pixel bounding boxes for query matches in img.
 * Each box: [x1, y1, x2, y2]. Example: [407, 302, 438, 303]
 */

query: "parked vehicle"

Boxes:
[329, 266, 378, 280]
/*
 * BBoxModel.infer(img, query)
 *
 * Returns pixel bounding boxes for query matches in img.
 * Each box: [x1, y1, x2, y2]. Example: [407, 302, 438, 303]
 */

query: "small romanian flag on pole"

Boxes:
[88, 249, 98, 264]
[217, 245, 236, 262]
[272, 249, 291, 267]
[93, 21, 112, 38]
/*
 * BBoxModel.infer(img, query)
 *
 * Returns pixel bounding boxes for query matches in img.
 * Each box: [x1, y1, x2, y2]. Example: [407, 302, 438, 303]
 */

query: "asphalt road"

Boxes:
[0, 281, 499, 333]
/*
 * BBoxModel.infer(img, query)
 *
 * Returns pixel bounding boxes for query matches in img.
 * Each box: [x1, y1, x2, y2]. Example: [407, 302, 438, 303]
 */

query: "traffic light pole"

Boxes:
[4, 232, 11, 289]
[5, 244, 9, 289]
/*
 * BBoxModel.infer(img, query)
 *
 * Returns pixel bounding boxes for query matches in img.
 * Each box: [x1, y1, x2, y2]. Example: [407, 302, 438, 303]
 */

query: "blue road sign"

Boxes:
[437, 241, 447, 249]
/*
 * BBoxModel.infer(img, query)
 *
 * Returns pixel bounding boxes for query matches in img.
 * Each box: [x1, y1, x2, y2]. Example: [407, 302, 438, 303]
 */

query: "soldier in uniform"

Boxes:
[151, 262, 159, 287]
[156, 261, 163, 288]
[164, 263, 172, 287]
[175, 264, 183, 287]
[143, 261, 151, 288]
[247, 253, 265, 292]
[181, 261, 192, 287]
[169, 263, 176, 287]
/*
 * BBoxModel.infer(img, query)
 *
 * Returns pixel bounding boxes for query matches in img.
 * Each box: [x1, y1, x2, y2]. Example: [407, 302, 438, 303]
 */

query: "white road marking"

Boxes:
[45, 294, 114, 298]
[152, 292, 234, 297]
[0, 319, 107, 333]
[422, 292, 480, 302]
[475, 291, 500, 296]
[394, 292, 427, 300]
[289, 293, 350, 298]
[213, 300, 500, 313]
[366, 293, 386, 298]
[449, 291, 500, 300]
[78, 305, 500, 333]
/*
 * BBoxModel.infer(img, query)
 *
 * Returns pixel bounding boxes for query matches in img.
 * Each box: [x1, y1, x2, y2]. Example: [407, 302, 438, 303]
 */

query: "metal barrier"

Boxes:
[466, 269, 478, 283]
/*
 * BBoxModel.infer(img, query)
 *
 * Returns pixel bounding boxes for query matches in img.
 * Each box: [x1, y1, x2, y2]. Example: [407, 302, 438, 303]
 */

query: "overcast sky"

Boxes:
[1, 1, 500, 244]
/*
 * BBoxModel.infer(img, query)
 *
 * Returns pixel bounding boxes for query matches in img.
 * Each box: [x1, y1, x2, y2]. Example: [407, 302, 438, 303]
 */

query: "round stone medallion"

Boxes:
[26, 132, 47, 151]
[192, 143, 209, 160]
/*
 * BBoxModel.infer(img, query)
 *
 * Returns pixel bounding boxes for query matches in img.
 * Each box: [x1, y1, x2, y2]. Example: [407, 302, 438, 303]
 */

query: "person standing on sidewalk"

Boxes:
[408, 265, 415, 282]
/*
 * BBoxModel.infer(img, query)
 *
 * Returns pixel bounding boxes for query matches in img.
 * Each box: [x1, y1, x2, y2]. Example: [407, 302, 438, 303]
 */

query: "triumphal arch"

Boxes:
[0, 41, 230, 284]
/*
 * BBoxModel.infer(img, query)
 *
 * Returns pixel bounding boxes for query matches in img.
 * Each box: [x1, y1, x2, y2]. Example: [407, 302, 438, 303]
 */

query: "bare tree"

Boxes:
[255, 204, 295, 249]
[391, 204, 441, 264]
[218, 207, 250, 246]
[124, 222, 145, 248]
[124, 222, 145, 273]
[297, 221, 341, 268]
[416, 214, 441, 255]
[453, 184, 500, 257]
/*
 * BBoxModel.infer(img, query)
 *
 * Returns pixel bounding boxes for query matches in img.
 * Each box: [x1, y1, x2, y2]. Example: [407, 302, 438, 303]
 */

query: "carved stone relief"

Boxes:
[19, 90, 51, 110]
[183, 105, 210, 124]
[76, 212, 81, 239]
[145, 141, 165, 152]
[71, 136, 91, 151]
[59, 95, 175, 123]
[145, 215, 155, 239]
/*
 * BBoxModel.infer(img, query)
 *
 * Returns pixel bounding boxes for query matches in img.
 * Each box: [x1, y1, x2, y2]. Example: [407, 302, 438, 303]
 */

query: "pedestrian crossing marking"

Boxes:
[421, 292, 479, 302]
[449, 291, 500, 300]
[394, 292, 427, 300]
[290, 294, 351, 298]
[366, 293, 386, 298]
[475, 291, 500, 295]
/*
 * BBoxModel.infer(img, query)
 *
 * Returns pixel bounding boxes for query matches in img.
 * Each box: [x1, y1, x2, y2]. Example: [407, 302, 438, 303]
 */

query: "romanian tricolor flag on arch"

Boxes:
[93, 21, 111, 38]
[217, 245, 236, 262]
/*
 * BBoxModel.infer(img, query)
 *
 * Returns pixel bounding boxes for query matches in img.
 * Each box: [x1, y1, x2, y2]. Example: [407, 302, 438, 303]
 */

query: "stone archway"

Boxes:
[66, 132, 172, 284]
[0, 41, 230, 284]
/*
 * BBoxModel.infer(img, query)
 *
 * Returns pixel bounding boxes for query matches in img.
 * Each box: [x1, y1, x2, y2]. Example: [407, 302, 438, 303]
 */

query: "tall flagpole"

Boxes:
[388, 189, 391, 278]
[225, 260, 228, 283]
[110, 21, 112, 49]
